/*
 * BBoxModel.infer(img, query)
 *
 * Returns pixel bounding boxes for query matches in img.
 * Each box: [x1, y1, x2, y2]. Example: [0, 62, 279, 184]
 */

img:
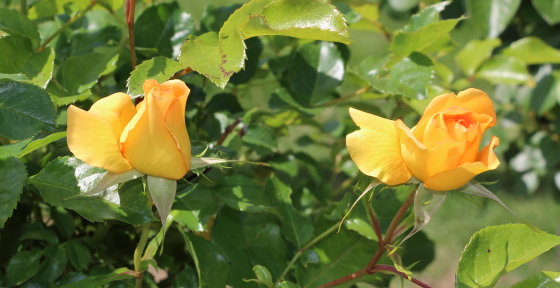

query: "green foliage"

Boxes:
[456, 224, 560, 288]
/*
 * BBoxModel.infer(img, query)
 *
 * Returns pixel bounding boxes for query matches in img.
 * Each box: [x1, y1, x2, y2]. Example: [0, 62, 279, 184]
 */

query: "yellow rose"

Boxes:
[346, 88, 500, 191]
[67, 79, 191, 180]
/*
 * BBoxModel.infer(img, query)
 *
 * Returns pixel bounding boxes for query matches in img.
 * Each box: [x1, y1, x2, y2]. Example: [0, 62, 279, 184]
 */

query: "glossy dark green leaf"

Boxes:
[29, 156, 156, 225]
[532, 0, 560, 25]
[0, 8, 41, 49]
[0, 81, 57, 140]
[65, 239, 91, 271]
[268, 88, 323, 116]
[456, 224, 560, 288]
[511, 271, 560, 288]
[6, 249, 43, 286]
[229, 37, 263, 85]
[0, 157, 27, 228]
[127, 57, 184, 97]
[286, 41, 344, 106]
[464, 0, 521, 38]
[20, 227, 59, 244]
[57, 268, 136, 288]
[61, 48, 119, 95]
[51, 207, 75, 239]
[134, 3, 177, 58]
[242, 125, 277, 156]
[0, 138, 32, 158]
[174, 266, 199, 288]
[0, 35, 32, 74]
[205, 93, 243, 114]
[186, 233, 230, 288]
[18, 132, 66, 157]
[173, 183, 217, 232]
[178, 0, 350, 88]
[34, 244, 68, 282]
[455, 39, 501, 76]
[401, 231, 435, 272]
[213, 175, 276, 214]
[390, 18, 461, 58]
[475, 56, 533, 85]
[502, 37, 560, 64]
[266, 176, 314, 249]
[19, 47, 56, 88]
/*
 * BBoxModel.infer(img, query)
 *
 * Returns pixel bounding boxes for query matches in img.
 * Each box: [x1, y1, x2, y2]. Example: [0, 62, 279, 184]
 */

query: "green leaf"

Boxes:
[213, 175, 277, 214]
[266, 176, 314, 249]
[475, 56, 533, 85]
[455, 39, 501, 76]
[6, 249, 43, 286]
[286, 41, 344, 106]
[29, 156, 156, 225]
[402, 1, 450, 32]
[532, 0, 560, 25]
[178, 0, 350, 88]
[18, 132, 66, 157]
[134, 3, 177, 58]
[252, 265, 273, 286]
[20, 228, 59, 244]
[389, 0, 418, 12]
[57, 267, 136, 288]
[127, 57, 184, 97]
[34, 244, 68, 282]
[344, 217, 378, 241]
[0, 157, 27, 228]
[377, 52, 434, 99]
[190, 156, 270, 171]
[512, 271, 560, 288]
[185, 232, 230, 288]
[0, 138, 32, 158]
[0, 8, 40, 49]
[65, 239, 91, 271]
[147, 176, 176, 227]
[51, 207, 75, 239]
[464, 0, 521, 38]
[268, 87, 323, 116]
[532, 70, 560, 115]
[390, 18, 461, 58]
[242, 125, 277, 155]
[173, 183, 217, 233]
[456, 224, 560, 288]
[0, 81, 57, 140]
[61, 48, 119, 95]
[0, 35, 33, 74]
[19, 47, 56, 88]
[275, 281, 299, 288]
[502, 37, 560, 65]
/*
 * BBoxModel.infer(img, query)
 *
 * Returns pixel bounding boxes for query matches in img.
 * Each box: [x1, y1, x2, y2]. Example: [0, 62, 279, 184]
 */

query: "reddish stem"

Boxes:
[369, 265, 431, 288]
[126, 0, 137, 69]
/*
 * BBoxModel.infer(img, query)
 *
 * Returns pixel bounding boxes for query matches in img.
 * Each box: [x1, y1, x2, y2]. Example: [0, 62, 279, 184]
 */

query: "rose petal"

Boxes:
[424, 136, 500, 191]
[87, 92, 137, 142]
[164, 90, 191, 171]
[121, 89, 188, 179]
[346, 108, 412, 186]
[457, 88, 497, 127]
[67, 105, 133, 173]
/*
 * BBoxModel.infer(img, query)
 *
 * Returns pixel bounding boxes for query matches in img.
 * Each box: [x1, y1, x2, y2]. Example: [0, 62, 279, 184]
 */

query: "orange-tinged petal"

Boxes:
[142, 80, 158, 96]
[424, 136, 500, 191]
[412, 92, 460, 142]
[67, 105, 133, 173]
[121, 93, 188, 179]
[457, 88, 497, 127]
[347, 108, 412, 186]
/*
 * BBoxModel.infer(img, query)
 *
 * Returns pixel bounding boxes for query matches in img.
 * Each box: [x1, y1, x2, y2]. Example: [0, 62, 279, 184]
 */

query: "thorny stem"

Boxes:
[316, 188, 419, 288]
[369, 265, 431, 288]
[171, 68, 193, 79]
[317, 86, 371, 107]
[133, 184, 153, 288]
[363, 198, 383, 248]
[275, 223, 339, 285]
[37, 0, 96, 52]
[126, 0, 137, 69]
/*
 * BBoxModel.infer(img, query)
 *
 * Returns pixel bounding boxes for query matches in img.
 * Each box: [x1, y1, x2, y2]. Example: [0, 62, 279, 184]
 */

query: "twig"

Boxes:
[36, 0, 97, 52]
[171, 68, 193, 79]
[369, 265, 431, 288]
[316, 188, 416, 288]
[126, 0, 137, 69]
[133, 185, 153, 288]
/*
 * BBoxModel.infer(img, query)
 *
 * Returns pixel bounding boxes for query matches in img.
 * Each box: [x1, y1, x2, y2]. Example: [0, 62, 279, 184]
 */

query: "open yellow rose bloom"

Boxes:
[347, 88, 500, 191]
[67, 80, 191, 180]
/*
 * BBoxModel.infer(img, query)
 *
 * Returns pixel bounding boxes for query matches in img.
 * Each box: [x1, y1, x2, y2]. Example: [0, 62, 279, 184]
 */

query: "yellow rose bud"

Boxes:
[347, 88, 500, 191]
[67, 80, 191, 180]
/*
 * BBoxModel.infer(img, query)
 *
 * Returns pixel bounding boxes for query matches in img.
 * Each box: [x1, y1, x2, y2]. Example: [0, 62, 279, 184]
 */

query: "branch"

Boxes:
[369, 265, 431, 288]
[126, 0, 137, 69]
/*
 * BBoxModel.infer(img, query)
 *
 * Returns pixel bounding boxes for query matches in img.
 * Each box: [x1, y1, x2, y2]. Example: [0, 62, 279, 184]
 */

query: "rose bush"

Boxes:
[347, 88, 500, 191]
[67, 79, 191, 179]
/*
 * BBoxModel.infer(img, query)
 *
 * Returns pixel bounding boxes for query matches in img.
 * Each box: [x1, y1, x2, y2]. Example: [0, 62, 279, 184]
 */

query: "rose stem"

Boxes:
[363, 197, 383, 248]
[275, 223, 339, 285]
[316, 86, 371, 107]
[36, 0, 97, 52]
[316, 188, 417, 288]
[133, 184, 153, 288]
[370, 265, 431, 288]
[126, 0, 137, 69]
